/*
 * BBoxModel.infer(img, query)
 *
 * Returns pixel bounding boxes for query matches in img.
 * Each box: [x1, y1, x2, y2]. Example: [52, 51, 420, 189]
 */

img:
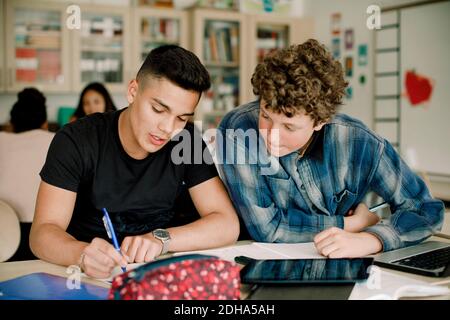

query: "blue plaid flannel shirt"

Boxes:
[216, 101, 444, 252]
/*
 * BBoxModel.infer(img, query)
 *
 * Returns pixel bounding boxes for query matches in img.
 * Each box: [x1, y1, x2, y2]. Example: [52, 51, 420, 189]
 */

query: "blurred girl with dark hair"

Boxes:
[70, 82, 116, 122]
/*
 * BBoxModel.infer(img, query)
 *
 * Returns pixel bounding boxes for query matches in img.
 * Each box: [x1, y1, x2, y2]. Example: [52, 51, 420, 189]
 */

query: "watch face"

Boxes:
[153, 229, 169, 240]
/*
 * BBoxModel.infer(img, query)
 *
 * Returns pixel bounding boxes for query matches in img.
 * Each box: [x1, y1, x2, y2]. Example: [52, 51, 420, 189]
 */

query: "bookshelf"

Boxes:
[189, 8, 249, 131]
[4, 0, 71, 92]
[1, 1, 314, 106]
[72, 4, 131, 93]
[131, 7, 188, 73]
[190, 9, 313, 130]
[246, 14, 313, 101]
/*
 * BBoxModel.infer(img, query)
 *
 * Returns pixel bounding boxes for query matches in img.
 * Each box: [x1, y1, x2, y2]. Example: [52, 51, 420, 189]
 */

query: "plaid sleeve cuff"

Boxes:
[364, 223, 403, 252]
[287, 211, 344, 232]
[319, 214, 345, 231]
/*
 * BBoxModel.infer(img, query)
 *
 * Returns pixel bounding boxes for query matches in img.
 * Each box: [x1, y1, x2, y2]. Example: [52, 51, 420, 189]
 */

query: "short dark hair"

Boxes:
[137, 45, 211, 93]
[251, 39, 348, 125]
[73, 82, 117, 119]
[10, 87, 47, 133]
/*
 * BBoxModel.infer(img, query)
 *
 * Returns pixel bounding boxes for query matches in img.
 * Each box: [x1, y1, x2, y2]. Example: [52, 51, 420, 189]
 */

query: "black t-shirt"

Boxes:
[40, 108, 218, 243]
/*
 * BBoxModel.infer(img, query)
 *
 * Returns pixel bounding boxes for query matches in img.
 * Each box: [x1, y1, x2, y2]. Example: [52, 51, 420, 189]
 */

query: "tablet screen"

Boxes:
[240, 258, 374, 284]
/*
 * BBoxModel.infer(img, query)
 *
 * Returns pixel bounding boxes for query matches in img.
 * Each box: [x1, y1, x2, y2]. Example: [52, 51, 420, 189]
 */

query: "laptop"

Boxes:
[374, 241, 450, 277]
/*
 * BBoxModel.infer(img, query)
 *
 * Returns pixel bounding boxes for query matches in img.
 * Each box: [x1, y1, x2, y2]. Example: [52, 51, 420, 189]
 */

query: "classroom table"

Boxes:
[1, 238, 449, 300]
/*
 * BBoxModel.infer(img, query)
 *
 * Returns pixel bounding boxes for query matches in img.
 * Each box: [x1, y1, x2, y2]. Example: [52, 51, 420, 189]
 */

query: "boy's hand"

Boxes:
[314, 227, 383, 258]
[121, 233, 163, 263]
[344, 203, 380, 232]
[80, 237, 128, 279]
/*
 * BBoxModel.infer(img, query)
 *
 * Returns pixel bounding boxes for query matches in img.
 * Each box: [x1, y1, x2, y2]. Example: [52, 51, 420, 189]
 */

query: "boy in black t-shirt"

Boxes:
[30, 45, 240, 279]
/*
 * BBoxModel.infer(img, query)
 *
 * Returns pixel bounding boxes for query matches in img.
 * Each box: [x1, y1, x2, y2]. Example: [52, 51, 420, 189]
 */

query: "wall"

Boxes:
[400, 1, 450, 176]
[301, 0, 439, 128]
[302, 0, 450, 199]
[301, 0, 375, 127]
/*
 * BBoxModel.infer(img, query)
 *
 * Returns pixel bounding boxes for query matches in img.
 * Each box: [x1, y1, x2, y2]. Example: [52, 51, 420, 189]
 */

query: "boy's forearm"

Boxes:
[30, 223, 88, 267]
[344, 215, 362, 232]
[344, 206, 380, 233]
[166, 211, 239, 252]
[359, 232, 383, 254]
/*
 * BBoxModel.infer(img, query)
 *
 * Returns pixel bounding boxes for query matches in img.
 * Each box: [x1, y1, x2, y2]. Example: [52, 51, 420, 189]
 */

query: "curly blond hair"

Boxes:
[251, 39, 348, 125]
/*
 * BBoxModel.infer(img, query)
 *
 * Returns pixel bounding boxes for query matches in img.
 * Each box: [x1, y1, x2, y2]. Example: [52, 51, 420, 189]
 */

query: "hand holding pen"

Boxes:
[78, 236, 129, 279]
[102, 208, 128, 273]
[76, 208, 128, 279]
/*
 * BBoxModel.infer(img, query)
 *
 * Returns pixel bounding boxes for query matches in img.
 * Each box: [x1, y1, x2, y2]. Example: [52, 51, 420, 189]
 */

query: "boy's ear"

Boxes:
[127, 79, 138, 104]
[314, 121, 326, 131]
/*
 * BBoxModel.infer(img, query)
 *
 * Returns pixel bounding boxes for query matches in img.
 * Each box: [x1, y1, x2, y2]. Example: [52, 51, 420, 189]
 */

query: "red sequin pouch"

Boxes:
[108, 254, 241, 300]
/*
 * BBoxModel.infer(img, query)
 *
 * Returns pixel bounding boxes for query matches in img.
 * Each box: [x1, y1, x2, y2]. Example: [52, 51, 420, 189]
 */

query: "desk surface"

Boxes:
[1, 238, 449, 300]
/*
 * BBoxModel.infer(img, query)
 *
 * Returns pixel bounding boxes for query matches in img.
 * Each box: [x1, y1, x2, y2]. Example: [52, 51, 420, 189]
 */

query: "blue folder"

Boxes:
[0, 272, 109, 300]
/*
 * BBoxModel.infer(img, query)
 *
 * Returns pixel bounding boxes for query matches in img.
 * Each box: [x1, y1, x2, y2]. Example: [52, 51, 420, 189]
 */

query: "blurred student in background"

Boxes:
[0, 88, 54, 260]
[70, 82, 117, 122]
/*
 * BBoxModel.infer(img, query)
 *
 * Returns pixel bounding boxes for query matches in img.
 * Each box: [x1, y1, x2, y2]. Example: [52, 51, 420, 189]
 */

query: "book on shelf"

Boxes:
[229, 25, 239, 62]
[256, 27, 288, 62]
[142, 18, 180, 43]
[208, 28, 219, 61]
[37, 50, 61, 82]
[204, 22, 239, 63]
[15, 48, 38, 82]
[139, 0, 173, 8]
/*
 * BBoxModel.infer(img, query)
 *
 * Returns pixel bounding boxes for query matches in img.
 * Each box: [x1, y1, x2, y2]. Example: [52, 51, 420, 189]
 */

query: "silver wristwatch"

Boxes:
[152, 228, 171, 255]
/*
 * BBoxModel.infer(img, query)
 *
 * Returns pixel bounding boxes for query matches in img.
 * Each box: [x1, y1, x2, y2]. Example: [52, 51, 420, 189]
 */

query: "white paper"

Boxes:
[252, 242, 325, 259]
[173, 242, 324, 262]
[349, 267, 450, 300]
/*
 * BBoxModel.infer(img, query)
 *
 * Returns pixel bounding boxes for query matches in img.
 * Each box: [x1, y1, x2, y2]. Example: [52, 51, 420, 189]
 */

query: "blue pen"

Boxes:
[102, 208, 127, 273]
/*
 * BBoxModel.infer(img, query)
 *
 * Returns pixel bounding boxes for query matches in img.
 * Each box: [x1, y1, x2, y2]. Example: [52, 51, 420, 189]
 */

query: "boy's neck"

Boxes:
[118, 107, 150, 160]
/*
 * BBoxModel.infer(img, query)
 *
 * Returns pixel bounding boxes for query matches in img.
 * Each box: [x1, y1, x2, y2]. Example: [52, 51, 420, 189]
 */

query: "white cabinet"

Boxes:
[246, 14, 313, 101]
[131, 7, 188, 73]
[2, 1, 314, 106]
[72, 4, 131, 93]
[4, 0, 71, 92]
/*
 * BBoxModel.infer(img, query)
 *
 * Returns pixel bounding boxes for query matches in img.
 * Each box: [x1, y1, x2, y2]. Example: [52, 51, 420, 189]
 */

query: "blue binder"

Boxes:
[0, 272, 109, 300]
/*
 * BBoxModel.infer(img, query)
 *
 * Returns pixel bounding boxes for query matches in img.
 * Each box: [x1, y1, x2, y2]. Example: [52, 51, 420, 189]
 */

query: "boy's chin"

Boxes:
[267, 147, 289, 158]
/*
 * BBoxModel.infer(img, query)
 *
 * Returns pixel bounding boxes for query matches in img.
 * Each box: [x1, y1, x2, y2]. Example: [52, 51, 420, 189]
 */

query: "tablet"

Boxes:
[240, 257, 374, 285]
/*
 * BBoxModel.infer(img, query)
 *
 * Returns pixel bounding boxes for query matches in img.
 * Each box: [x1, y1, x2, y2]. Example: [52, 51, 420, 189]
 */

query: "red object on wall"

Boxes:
[404, 70, 434, 106]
